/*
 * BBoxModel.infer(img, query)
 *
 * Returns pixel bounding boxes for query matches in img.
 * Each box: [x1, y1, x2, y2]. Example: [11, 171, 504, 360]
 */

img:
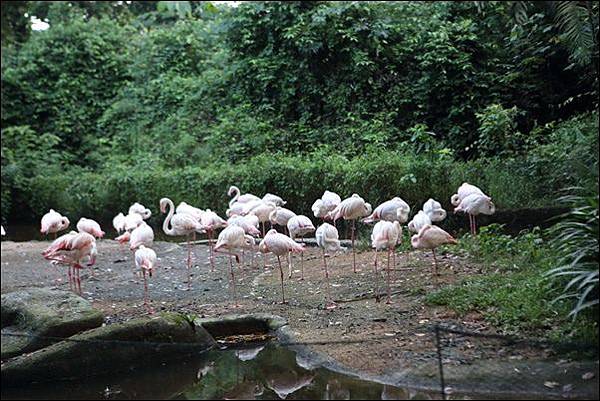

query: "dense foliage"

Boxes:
[1, 0, 598, 336]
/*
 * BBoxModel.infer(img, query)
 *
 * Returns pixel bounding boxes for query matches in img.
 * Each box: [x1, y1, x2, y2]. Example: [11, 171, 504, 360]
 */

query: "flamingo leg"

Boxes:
[386, 247, 392, 304]
[323, 249, 336, 309]
[300, 251, 304, 281]
[287, 253, 293, 279]
[432, 248, 439, 288]
[68, 266, 73, 292]
[473, 215, 477, 235]
[76, 267, 82, 295]
[277, 255, 287, 304]
[374, 249, 380, 303]
[229, 255, 239, 307]
[208, 231, 215, 272]
[351, 219, 357, 273]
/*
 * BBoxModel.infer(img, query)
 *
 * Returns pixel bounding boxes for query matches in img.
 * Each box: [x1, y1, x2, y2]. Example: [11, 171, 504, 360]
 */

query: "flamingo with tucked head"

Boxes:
[42, 231, 97, 294]
[315, 223, 341, 309]
[454, 193, 495, 235]
[371, 221, 402, 304]
[113, 213, 126, 234]
[258, 229, 304, 304]
[411, 224, 457, 285]
[200, 209, 227, 271]
[328, 194, 372, 273]
[287, 215, 315, 279]
[422, 198, 447, 222]
[40, 209, 70, 239]
[214, 225, 255, 307]
[135, 245, 157, 313]
[76, 218, 105, 239]
[312, 190, 341, 221]
[128, 202, 152, 220]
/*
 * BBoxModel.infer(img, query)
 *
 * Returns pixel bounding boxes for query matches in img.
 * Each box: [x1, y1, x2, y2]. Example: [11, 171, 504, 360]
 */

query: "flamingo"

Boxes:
[262, 193, 286, 206]
[371, 221, 401, 304]
[248, 201, 277, 237]
[176, 201, 204, 221]
[269, 206, 296, 235]
[328, 194, 372, 273]
[408, 210, 432, 233]
[312, 190, 341, 221]
[451, 182, 485, 206]
[40, 209, 70, 239]
[411, 224, 457, 284]
[214, 225, 255, 307]
[42, 231, 97, 294]
[113, 213, 126, 234]
[454, 193, 495, 235]
[135, 245, 157, 313]
[200, 209, 227, 271]
[76, 218, 105, 239]
[123, 212, 144, 232]
[129, 221, 154, 250]
[227, 215, 261, 237]
[128, 202, 152, 220]
[228, 185, 261, 207]
[362, 197, 410, 223]
[315, 223, 341, 309]
[287, 215, 315, 279]
[422, 198, 447, 222]
[160, 198, 205, 285]
[258, 229, 304, 304]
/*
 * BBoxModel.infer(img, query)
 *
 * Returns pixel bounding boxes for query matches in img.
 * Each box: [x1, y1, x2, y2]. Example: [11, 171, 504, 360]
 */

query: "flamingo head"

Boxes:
[159, 198, 169, 214]
[60, 217, 70, 230]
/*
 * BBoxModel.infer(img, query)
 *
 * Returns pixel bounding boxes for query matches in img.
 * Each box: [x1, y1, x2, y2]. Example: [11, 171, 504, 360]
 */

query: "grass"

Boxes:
[425, 224, 599, 346]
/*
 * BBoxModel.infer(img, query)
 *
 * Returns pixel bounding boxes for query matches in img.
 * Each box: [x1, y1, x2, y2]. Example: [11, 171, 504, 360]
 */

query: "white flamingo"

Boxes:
[371, 221, 402, 304]
[228, 185, 261, 207]
[113, 213, 126, 234]
[312, 190, 341, 221]
[315, 223, 341, 309]
[258, 229, 304, 304]
[200, 209, 227, 271]
[160, 198, 205, 284]
[287, 215, 315, 279]
[362, 197, 410, 223]
[135, 245, 157, 313]
[76, 218, 105, 239]
[128, 202, 152, 220]
[328, 194, 372, 273]
[422, 198, 447, 222]
[269, 206, 297, 234]
[40, 209, 70, 239]
[454, 193, 495, 235]
[262, 193, 286, 206]
[411, 224, 457, 284]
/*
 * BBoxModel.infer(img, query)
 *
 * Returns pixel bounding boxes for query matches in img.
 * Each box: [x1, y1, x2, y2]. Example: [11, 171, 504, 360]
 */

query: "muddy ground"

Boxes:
[1, 238, 598, 397]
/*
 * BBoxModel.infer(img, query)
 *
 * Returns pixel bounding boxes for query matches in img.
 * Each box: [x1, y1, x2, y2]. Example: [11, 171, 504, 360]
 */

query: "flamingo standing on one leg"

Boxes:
[371, 221, 402, 304]
[227, 215, 261, 268]
[200, 209, 227, 271]
[287, 215, 315, 280]
[248, 201, 277, 268]
[160, 198, 205, 286]
[42, 231, 97, 294]
[411, 224, 457, 287]
[135, 245, 157, 313]
[328, 194, 372, 273]
[454, 193, 495, 235]
[315, 223, 341, 309]
[214, 225, 256, 307]
[258, 229, 304, 304]
[40, 209, 70, 239]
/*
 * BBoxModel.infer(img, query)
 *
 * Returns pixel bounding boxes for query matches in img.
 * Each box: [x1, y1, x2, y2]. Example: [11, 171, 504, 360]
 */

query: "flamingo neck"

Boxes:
[229, 186, 240, 207]
[163, 198, 176, 236]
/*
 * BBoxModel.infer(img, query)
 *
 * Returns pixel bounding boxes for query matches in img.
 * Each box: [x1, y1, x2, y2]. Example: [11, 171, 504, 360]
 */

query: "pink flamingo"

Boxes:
[287, 215, 315, 279]
[315, 223, 341, 309]
[200, 209, 227, 271]
[228, 185, 261, 206]
[422, 198, 447, 222]
[113, 213, 126, 234]
[123, 212, 144, 232]
[40, 209, 70, 239]
[411, 224, 457, 285]
[407, 211, 432, 234]
[312, 190, 341, 222]
[214, 225, 255, 307]
[269, 206, 297, 235]
[135, 245, 157, 313]
[76, 218, 105, 239]
[160, 198, 205, 285]
[258, 229, 304, 304]
[262, 193, 286, 206]
[451, 183, 492, 235]
[128, 202, 152, 220]
[454, 193, 495, 235]
[362, 197, 410, 224]
[371, 221, 402, 304]
[328, 194, 372, 273]
[42, 231, 97, 294]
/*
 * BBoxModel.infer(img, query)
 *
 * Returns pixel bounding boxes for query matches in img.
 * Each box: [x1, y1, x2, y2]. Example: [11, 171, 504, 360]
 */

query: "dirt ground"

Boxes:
[2, 238, 598, 397]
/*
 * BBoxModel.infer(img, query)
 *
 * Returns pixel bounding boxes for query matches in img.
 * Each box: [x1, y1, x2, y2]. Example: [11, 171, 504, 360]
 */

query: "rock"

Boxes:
[1, 288, 104, 359]
[2, 313, 216, 385]
[195, 314, 287, 338]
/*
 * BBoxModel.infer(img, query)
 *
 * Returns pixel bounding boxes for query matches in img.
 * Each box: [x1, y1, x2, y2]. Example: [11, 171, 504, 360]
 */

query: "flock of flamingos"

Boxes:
[1, 182, 495, 311]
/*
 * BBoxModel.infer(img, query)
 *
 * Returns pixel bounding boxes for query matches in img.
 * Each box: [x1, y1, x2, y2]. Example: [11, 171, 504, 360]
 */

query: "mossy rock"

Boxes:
[1, 288, 104, 359]
[2, 313, 217, 385]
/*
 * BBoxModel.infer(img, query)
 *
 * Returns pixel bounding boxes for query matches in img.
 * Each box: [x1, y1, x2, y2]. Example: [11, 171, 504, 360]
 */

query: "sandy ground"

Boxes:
[2, 239, 598, 397]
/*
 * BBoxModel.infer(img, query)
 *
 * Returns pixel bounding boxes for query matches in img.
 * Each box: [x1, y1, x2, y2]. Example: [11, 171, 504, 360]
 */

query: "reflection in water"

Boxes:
[1, 342, 438, 400]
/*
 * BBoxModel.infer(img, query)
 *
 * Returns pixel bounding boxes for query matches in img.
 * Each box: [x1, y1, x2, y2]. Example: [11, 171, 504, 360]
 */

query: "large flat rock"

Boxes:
[1, 288, 104, 359]
[2, 313, 217, 385]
